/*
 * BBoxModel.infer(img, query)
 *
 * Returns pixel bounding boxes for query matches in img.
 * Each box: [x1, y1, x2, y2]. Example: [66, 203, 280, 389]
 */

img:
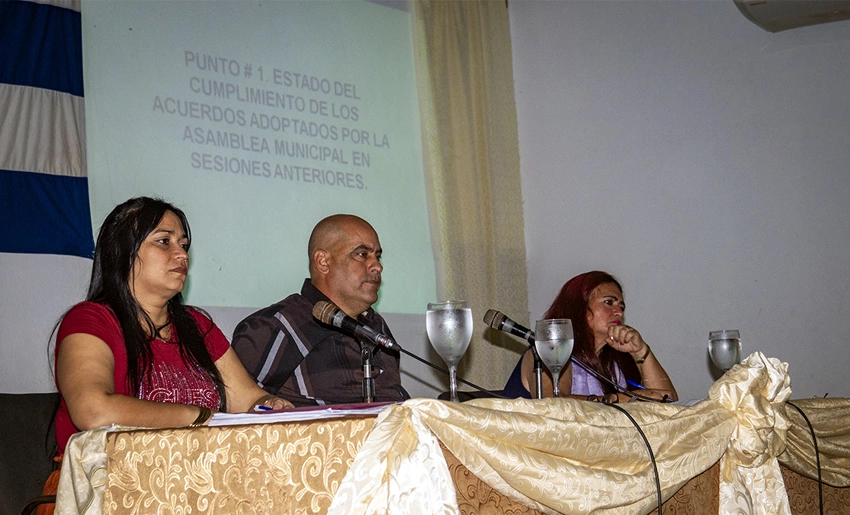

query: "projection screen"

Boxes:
[82, 0, 436, 314]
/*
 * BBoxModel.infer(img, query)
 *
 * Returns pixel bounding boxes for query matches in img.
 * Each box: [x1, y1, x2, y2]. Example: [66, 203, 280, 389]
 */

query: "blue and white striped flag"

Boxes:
[0, 0, 92, 258]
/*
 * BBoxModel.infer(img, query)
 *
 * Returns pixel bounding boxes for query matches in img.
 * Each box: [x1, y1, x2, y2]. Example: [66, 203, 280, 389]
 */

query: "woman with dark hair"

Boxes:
[53, 197, 293, 453]
[503, 271, 677, 402]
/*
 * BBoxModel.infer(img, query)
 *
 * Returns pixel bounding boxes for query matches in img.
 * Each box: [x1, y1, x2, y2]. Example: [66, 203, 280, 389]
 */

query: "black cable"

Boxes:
[398, 347, 509, 399]
[786, 401, 823, 515]
[570, 356, 672, 403]
[602, 401, 663, 515]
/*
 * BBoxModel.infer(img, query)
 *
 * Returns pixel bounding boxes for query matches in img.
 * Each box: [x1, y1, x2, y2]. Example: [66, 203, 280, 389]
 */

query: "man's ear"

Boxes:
[313, 249, 330, 275]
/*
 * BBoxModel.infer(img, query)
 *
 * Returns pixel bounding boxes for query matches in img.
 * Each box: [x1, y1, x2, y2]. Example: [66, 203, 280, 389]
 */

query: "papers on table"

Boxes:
[209, 401, 396, 426]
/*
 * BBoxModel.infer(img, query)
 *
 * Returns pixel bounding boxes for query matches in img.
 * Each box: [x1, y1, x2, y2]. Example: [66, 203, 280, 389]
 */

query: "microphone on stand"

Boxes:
[313, 300, 400, 404]
[483, 309, 534, 343]
[484, 309, 544, 399]
[313, 301, 504, 400]
[484, 309, 672, 404]
[313, 301, 401, 351]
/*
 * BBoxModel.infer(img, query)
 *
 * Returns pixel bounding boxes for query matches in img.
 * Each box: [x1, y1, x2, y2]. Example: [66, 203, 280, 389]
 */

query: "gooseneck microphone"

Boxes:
[314, 301, 505, 400]
[313, 301, 401, 351]
[483, 309, 534, 343]
[486, 308, 673, 404]
[485, 309, 543, 399]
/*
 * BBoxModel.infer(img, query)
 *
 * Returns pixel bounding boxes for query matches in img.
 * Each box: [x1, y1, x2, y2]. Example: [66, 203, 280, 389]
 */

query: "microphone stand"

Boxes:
[533, 356, 543, 400]
[528, 342, 544, 400]
[359, 339, 375, 403]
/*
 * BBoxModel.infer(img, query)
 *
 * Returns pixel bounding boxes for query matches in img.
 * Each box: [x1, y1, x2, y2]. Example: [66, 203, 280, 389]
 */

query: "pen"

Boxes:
[626, 379, 646, 390]
[253, 405, 273, 412]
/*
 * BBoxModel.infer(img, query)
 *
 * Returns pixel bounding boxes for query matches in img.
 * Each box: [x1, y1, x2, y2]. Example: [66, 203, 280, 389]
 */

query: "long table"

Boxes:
[104, 414, 720, 515]
[57, 353, 850, 515]
[97, 412, 848, 515]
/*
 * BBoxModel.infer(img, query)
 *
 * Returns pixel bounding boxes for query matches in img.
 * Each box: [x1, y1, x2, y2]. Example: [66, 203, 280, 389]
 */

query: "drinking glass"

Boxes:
[534, 319, 574, 397]
[708, 330, 742, 371]
[426, 300, 473, 402]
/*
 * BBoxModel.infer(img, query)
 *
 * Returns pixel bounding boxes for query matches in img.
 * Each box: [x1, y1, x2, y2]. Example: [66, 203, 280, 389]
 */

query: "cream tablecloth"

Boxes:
[56, 352, 850, 515]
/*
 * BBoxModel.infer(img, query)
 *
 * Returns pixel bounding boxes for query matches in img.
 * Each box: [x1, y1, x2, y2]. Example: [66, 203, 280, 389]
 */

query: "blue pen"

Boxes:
[626, 379, 646, 390]
[254, 404, 273, 412]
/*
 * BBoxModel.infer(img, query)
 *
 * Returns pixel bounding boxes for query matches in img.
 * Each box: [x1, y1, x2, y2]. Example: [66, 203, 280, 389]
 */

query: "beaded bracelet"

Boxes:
[634, 344, 651, 365]
[189, 406, 213, 427]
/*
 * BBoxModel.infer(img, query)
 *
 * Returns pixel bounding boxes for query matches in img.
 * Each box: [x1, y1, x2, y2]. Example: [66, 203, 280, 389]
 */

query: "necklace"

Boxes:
[154, 316, 172, 341]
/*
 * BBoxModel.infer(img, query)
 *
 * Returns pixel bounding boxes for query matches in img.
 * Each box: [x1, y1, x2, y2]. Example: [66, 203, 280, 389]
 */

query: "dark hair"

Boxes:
[544, 271, 629, 394]
[85, 197, 226, 410]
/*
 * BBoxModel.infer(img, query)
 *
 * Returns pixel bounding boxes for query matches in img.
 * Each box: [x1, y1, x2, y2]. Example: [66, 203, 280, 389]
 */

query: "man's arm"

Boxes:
[231, 310, 286, 393]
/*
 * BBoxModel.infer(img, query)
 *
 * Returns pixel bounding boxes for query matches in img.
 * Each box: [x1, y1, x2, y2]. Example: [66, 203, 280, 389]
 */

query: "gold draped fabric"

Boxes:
[327, 352, 811, 515]
[711, 353, 792, 515]
[779, 397, 850, 487]
[55, 427, 108, 515]
[329, 406, 458, 514]
[55, 353, 850, 515]
[413, 0, 529, 390]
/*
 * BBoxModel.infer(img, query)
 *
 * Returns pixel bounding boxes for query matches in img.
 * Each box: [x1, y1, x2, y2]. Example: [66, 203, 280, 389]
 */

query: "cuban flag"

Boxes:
[1, 0, 93, 258]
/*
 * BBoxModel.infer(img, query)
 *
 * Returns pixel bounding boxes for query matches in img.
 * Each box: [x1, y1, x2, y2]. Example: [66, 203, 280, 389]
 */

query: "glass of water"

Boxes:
[708, 329, 742, 371]
[426, 300, 473, 402]
[534, 319, 574, 397]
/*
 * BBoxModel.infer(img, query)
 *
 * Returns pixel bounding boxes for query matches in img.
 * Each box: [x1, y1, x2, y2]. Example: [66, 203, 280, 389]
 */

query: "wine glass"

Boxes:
[426, 300, 473, 402]
[708, 329, 742, 371]
[534, 319, 574, 397]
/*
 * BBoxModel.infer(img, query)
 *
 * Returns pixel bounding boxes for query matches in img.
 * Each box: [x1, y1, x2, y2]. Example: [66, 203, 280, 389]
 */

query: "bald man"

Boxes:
[231, 215, 408, 406]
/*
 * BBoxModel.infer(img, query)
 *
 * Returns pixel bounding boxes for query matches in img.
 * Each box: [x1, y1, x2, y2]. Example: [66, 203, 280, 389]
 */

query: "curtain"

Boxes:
[413, 0, 529, 390]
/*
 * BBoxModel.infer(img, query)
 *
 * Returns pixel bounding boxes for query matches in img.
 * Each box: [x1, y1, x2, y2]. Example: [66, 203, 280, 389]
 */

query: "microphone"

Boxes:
[312, 301, 503, 400]
[313, 301, 401, 351]
[485, 308, 543, 399]
[483, 309, 534, 343]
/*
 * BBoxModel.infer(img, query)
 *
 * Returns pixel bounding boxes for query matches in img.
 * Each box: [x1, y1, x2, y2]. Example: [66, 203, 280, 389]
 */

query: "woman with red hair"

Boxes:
[503, 271, 677, 402]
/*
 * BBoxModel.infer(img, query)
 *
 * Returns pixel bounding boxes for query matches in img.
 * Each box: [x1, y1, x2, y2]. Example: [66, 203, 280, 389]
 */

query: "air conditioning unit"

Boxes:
[734, 0, 850, 32]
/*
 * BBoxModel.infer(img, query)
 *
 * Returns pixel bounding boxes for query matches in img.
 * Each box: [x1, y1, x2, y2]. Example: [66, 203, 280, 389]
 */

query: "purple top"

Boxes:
[569, 359, 626, 396]
[503, 349, 627, 398]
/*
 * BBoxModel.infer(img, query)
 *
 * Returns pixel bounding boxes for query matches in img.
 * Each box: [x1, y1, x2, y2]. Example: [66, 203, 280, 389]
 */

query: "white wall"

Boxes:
[0, 253, 90, 393]
[509, 0, 850, 401]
